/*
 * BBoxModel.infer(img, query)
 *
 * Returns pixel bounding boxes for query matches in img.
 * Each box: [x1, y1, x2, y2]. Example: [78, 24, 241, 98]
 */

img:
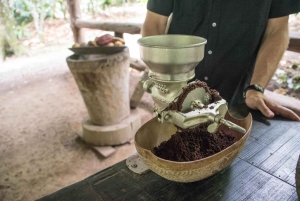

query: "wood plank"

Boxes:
[239, 139, 266, 161]
[258, 134, 300, 186]
[75, 20, 142, 34]
[221, 167, 272, 201]
[192, 159, 254, 200]
[249, 119, 278, 139]
[37, 180, 102, 201]
[130, 70, 148, 108]
[250, 120, 265, 131]
[288, 31, 300, 53]
[92, 146, 116, 158]
[245, 177, 297, 201]
[272, 153, 298, 186]
[265, 127, 299, 152]
[256, 122, 292, 146]
[87, 168, 157, 200]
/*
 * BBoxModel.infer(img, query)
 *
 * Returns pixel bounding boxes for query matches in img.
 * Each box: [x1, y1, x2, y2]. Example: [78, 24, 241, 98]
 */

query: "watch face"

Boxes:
[254, 84, 264, 92]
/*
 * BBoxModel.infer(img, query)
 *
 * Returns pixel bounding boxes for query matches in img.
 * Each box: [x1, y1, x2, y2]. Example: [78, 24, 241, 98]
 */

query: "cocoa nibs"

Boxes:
[154, 80, 235, 162]
[154, 124, 236, 162]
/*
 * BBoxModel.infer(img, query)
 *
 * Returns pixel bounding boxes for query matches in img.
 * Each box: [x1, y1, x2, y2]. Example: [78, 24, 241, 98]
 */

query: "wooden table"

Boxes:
[38, 115, 300, 201]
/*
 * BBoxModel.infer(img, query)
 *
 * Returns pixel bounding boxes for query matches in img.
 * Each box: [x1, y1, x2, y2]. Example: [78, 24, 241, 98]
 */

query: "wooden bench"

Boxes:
[288, 31, 300, 53]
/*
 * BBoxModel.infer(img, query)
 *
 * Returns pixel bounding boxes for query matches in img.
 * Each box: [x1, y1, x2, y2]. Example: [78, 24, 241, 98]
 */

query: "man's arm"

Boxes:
[245, 16, 300, 121]
[141, 10, 169, 37]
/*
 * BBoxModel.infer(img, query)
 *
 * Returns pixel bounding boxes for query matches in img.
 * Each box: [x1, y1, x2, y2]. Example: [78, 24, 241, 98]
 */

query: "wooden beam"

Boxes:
[75, 19, 142, 35]
[67, 0, 84, 43]
[288, 31, 300, 53]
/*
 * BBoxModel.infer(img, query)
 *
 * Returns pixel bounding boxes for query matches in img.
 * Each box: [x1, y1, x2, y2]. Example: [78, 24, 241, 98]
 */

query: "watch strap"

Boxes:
[243, 84, 264, 98]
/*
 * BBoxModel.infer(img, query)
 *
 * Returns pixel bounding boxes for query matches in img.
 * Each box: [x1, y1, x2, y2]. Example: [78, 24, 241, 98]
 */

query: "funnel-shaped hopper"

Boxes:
[138, 35, 207, 81]
[135, 113, 252, 183]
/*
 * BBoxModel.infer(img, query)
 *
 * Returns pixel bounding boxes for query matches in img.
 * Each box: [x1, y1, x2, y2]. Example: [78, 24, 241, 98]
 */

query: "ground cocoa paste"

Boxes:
[154, 80, 236, 162]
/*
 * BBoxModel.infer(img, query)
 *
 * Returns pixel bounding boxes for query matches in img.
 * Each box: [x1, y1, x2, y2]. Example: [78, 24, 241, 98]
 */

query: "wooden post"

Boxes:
[67, 0, 84, 43]
[115, 32, 124, 38]
[130, 70, 148, 108]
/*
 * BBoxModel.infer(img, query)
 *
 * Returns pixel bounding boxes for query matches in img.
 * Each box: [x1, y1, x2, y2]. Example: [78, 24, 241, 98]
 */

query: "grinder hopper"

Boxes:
[138, 34, 206, 81]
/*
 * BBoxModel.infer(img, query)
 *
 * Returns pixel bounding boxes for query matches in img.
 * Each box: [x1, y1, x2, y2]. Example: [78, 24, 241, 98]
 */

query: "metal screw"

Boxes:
[131, 164, 137, 168]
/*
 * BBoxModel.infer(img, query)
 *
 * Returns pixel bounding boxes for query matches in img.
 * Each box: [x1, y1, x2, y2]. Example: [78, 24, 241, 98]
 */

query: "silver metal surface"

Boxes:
[219, 119, 246, 133]
[138, 35, 207, 81]
[164, 99, 227, 130]
[181, 87, 210, 113]
[163, 99, 246, 133]
[143, 79, 187, 112]
[126, 152, 149, 174]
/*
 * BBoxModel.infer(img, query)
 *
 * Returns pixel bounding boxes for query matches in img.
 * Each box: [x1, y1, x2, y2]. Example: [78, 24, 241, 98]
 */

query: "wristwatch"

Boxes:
[243, 84, 264, 98]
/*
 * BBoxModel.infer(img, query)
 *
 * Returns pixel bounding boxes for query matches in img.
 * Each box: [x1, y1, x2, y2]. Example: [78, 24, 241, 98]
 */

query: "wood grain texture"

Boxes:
[67, 0, 84, 43]
[75, 20, 142, 35]
[288, 31, 300, 53]
[38, 116, 300, 201]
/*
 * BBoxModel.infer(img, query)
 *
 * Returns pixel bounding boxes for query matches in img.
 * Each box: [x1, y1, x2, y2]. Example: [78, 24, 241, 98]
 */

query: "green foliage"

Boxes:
[1, 0, 25, 58]
[14, 21, 31, 40]
[13, 0, 33, 25]
[293, 73, 300, 90]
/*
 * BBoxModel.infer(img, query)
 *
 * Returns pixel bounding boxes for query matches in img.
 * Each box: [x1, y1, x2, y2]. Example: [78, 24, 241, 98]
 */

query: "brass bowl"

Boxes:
[135, 113, 252, 183]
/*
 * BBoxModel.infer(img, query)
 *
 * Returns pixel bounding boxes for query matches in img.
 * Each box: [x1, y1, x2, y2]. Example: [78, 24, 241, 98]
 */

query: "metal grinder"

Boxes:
[138, 35, 246, 134]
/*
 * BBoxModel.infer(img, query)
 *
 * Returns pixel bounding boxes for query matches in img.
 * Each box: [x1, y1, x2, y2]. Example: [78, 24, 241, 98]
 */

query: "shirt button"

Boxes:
[212, 22, 217, 27]
[208, 50, 212, 55]
[204, 76, 208, 81]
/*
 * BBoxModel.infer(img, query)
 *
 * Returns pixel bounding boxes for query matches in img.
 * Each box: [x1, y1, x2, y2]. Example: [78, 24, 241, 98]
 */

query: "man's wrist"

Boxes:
[243, 84, 264, 99]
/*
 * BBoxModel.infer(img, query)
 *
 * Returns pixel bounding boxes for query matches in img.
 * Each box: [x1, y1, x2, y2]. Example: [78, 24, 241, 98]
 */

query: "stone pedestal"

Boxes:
[67, 47, 141, 145]
[81, 109, 140, 146]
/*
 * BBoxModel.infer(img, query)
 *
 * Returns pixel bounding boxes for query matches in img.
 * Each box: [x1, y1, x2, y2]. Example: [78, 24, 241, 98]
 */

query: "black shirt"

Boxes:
[147, 0, 300, 108]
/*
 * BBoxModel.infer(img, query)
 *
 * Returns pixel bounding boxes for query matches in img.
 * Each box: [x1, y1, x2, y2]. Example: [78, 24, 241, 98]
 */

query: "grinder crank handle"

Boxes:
[220, 119, 246, 133]
[208, 118, 246, 134]
[207, 103, 246, 134]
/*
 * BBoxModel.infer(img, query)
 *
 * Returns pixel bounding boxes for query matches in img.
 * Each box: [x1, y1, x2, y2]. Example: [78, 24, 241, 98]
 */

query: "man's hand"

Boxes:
[245, 90, 300, 121]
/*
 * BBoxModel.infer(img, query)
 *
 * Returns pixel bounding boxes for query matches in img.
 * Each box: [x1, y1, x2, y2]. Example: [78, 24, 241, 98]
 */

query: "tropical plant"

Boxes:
[0, 0, 25, 59]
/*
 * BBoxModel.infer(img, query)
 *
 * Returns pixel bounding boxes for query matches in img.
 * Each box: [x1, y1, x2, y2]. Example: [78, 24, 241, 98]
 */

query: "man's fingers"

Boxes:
[267, 104, 300, 121]
[256, 99, 275, 118]
[245, 91, 300, 121]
